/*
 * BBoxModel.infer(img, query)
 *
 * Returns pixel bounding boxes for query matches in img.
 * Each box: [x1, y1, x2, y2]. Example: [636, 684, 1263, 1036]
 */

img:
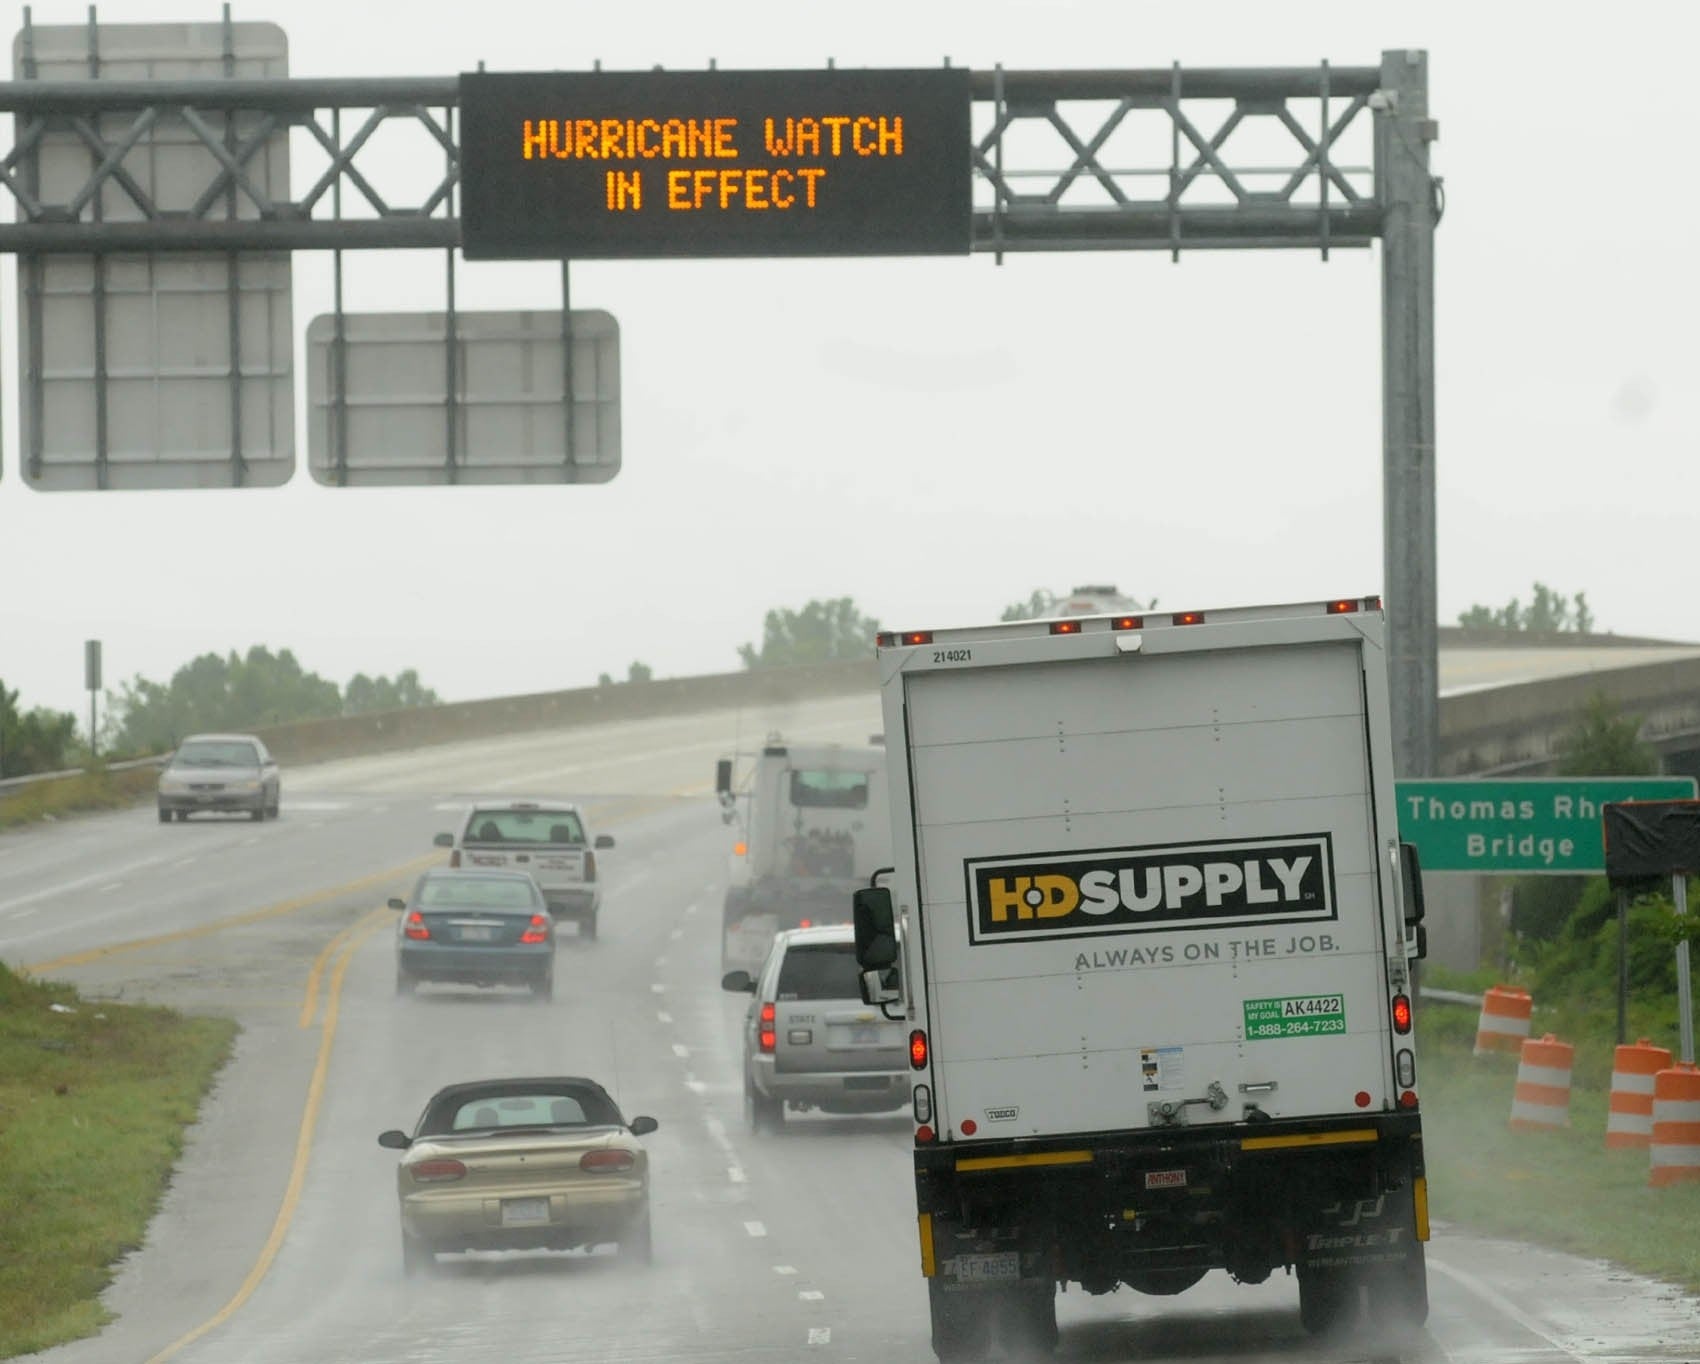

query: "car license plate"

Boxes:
[830, 1023, 885, 1046]
[459, 925, 495, 942]
[952, 1252, 1020, 1283]
[500, 1197, 549, 1226]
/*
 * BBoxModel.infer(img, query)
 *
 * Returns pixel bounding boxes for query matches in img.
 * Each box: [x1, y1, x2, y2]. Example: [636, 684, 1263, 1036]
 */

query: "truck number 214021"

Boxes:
[932, 649, 972, 664]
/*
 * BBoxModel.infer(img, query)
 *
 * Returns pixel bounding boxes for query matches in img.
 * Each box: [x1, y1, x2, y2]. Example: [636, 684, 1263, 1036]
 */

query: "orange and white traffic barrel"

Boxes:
[1606, 1038, 1672, 1149]
[1509, 1034, 1573, 1131]
[1474, 985, 1533, 1057]
[1649, 1062, 1700, 1187]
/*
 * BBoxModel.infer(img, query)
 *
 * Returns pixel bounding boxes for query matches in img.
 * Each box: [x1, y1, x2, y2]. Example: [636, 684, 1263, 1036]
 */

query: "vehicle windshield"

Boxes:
[776, 941, 874, 1001]
[462, 809, 585, 844]
[172, 740, 260, 768]
[789, 769, 869, 809]
[417, 876, 538, 910]
[419, 1086, 622, 1135]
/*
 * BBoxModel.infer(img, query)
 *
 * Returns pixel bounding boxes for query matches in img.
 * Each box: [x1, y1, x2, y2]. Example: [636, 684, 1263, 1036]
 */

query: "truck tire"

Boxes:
[999, 1282, 1058, 1355]
[1370, 1248, 1428, 1328]
[928, 1281, 992, 1362]
[1298, 1266, 1356, 1336]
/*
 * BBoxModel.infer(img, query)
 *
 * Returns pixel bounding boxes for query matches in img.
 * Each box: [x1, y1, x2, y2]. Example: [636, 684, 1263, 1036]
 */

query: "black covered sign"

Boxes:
[1602, 800, 1700, 881]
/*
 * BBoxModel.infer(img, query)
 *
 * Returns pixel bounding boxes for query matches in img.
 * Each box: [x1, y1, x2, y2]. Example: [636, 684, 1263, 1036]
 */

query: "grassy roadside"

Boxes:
[1418, 1012, 1700, 1289]
[0, 766, 159, 832]
[0, 961, 236, 1358]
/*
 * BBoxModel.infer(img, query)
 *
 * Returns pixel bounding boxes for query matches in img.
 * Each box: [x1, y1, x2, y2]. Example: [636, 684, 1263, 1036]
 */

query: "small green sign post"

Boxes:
[1396, 778, 1699, 874]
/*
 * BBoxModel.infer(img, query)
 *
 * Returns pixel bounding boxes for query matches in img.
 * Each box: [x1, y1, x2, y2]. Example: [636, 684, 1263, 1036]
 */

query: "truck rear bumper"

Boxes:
[914, 1112, 1424, 1295]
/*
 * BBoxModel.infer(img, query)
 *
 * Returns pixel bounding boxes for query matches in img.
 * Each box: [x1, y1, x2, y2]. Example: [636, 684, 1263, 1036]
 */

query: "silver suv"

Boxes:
[435, 800, 614, 939]
[722, 924, 906, 1132]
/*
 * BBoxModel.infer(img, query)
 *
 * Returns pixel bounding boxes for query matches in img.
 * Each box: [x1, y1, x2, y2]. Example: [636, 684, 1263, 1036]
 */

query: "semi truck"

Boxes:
[852, 597, 1429, 1359]
[716, 735, 891, 976]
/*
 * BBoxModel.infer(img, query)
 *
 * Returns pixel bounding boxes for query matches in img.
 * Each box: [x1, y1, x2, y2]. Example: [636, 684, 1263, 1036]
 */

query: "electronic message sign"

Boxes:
[459, 68, 972, 260]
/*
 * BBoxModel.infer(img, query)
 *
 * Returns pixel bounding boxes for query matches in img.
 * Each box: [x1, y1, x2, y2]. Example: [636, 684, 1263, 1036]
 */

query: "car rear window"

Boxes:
[776, 941, 865, 1001]
[789, 770, 868, 809]
[426, 1086, 621, 1134]
[419, 876, 538, 910]
[174, 740, 260, 767]
[463, 809, 586, 845]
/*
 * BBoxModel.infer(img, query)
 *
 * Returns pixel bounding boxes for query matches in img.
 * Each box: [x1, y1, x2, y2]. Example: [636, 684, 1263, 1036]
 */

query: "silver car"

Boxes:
[722, 924, 907, 1132]
[156, 733, 280, 823]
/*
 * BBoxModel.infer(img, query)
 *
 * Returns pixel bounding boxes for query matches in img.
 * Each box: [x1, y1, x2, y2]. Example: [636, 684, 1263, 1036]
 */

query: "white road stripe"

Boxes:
[657, 1011, 673, 1023]
[671, 1044, 689, 1059]
[743, 1220, 767, 1238]
[650, 983, 667, 993]
[0, 852, 173, 915]
[170, 856, 199, 868]
[656, 956, 668, 968]
[669, 928, 683, 941]
[99, 881, 124, 892]
[1428, 1257, 1588, 1363]
[10, 907, 39, 919]
[808, 1328, 831, 1345]
[799, 1290, 824, 1301]
[773, 1265, 797, 1275]
[728, 1166, 747, 1184]
[684, 901, 698, 916]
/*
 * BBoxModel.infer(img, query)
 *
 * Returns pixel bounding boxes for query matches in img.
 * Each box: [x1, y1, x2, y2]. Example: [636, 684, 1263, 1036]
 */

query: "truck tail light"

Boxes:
[759, 1002, 777, 1054]
[410, 1158, 466, 1183]
[1392, 994, 1413, 1034]
[909, 1029, 929, 1069]
[1049, 620, 1082, 635]
[1326, 598, 1359, 614]
[878, 630, 934, 647]
[580, 1149, 636, 1173]
[519, 914, 550, 944]
[404, 911, 431, 941]
[1172, 611, 1206, 626]
[1112, 616, 1144, 631]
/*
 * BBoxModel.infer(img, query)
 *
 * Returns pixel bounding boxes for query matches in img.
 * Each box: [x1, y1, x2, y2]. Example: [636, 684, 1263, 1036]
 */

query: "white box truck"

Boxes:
[715, 736, 891, 975]
[851, 597, 1429, 1360]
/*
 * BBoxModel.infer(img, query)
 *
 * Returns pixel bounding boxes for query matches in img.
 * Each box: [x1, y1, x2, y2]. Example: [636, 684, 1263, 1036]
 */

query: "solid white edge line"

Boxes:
[1427, 1257, 1589, 1364]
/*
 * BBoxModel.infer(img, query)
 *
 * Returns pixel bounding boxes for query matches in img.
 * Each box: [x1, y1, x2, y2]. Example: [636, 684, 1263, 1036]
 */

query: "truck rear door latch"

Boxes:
[1148, 1080, 1229, 1127]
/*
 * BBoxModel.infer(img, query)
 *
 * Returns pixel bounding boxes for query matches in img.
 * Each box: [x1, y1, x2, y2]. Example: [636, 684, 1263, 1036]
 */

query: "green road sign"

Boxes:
[1396, 778, 1699, 874]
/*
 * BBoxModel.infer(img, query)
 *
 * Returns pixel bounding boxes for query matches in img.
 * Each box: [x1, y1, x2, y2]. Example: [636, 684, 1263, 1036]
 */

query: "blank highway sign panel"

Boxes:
[305, 310, 621, 487]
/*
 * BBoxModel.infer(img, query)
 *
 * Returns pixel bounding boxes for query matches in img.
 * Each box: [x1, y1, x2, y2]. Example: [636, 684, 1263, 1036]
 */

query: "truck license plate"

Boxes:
[952, 1252, 1020, 1283]
[500, 1197, 549, 1226]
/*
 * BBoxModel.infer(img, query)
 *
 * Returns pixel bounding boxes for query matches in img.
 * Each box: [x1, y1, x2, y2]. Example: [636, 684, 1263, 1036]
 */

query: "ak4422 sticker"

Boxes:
[963, 834, 1336, 946]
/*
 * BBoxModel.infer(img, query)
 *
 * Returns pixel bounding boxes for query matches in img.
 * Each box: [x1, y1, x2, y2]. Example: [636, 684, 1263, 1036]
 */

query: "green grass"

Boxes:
[0, 766, 160, 832]
[1419, 1018, 1700, 1289]
[0, 961, 236, 1358]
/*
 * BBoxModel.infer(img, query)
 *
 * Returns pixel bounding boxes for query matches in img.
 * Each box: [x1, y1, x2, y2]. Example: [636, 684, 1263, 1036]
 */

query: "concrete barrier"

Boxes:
[250, 658, 879, 767]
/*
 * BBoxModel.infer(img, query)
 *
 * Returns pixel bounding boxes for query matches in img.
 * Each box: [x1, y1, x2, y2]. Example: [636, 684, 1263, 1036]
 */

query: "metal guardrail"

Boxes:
[0, 752, 167, 794]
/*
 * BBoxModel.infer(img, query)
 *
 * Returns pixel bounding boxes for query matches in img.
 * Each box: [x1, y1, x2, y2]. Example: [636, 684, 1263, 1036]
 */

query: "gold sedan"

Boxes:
[377, 1076, 657, 1274]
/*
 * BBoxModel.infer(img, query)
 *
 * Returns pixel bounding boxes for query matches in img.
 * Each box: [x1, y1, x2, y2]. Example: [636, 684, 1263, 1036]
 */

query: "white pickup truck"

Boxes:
[852, 597, 1429, 1360]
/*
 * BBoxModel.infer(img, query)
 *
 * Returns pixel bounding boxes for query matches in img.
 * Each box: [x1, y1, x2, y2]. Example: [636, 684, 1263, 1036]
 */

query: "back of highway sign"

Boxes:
[1396, 777, 1700, 874]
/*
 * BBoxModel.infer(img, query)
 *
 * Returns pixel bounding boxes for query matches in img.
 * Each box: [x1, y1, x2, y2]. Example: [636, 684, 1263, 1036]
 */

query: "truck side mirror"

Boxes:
[1399, 842, 1426, 925]
[433, 832, 454, 849]
[715, 759, 733, 797]
[860, 966, 901, 1007]
[1411, 923, 1429, 961]
[853, 886, 897, 970]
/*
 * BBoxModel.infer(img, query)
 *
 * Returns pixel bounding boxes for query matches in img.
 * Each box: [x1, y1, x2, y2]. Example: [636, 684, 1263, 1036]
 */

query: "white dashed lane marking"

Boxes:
[799, 1290, 824, 1301]
[743, 1221, 767, 1238]
[773, 1265, 797, 1275]
[808, 1328, 831, 1345]
[671, 1044, 689, 1059]
[657, 1011, 673, 1023]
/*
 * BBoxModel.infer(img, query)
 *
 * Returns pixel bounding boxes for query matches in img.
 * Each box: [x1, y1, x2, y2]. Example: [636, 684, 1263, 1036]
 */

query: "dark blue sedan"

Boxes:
[392, 870, 555, 1001]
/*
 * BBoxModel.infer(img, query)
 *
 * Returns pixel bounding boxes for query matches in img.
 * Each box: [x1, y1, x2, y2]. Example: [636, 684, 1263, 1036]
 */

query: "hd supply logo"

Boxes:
[964, 835, 1336, 945]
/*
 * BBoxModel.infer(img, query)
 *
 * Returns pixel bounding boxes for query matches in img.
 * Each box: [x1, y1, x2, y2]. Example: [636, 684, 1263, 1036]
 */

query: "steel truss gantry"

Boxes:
[0, 51, 1440, 773]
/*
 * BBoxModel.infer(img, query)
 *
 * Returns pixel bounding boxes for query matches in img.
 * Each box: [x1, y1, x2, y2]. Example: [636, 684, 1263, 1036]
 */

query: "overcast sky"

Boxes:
[1, 1, 1695, 722]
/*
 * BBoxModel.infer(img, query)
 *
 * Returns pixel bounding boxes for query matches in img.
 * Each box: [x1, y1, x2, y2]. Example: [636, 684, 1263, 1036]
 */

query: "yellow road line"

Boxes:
[26, 851, 441, 975]
[297, 918, 360, 1030]
[143, 903, 391, 1364]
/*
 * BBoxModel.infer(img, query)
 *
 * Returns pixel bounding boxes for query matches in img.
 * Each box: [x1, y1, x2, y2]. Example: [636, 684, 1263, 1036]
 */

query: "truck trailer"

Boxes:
[852, 597, 1429, 1359]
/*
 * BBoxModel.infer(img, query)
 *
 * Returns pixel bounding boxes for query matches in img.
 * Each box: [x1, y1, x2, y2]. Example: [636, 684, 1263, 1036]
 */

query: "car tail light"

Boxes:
[1392, 994, 1413, 1034]
[410, 1158, 466, 1183]
[520, 913, 550, 944]
[404, 911, 430, 941]
[759, 1003, 777, 1054]
[448, 850, 461, 868]
[580, 1149, 636, 1173]
[909, 1029, 929, 1069]
[583, 850, 597, 882]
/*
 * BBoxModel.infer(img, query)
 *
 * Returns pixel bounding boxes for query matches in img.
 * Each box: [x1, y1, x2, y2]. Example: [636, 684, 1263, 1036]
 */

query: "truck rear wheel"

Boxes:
[928, 1281, 991, 1362]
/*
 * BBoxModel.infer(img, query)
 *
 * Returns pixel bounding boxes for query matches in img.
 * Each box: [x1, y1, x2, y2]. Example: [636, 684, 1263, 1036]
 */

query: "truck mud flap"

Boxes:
[1301, 1187, 1422, 1272]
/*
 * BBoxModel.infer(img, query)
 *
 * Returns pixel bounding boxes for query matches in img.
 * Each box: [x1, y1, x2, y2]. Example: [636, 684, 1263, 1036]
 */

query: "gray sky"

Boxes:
[1, 0, 1696, 721]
